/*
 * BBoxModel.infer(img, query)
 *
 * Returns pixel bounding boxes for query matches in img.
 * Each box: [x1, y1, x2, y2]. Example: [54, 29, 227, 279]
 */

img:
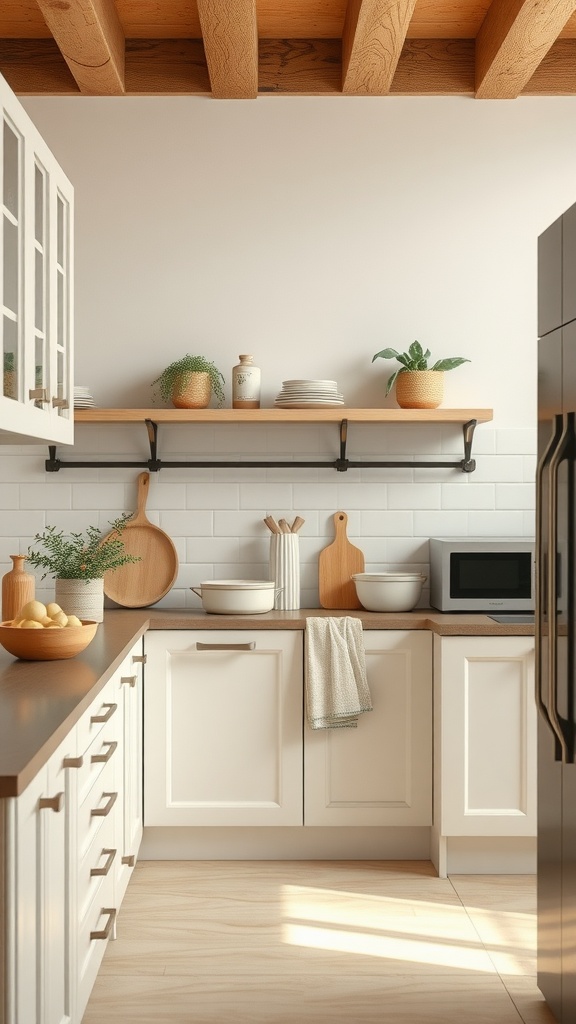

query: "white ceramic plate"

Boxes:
[275, 400, 345, 408]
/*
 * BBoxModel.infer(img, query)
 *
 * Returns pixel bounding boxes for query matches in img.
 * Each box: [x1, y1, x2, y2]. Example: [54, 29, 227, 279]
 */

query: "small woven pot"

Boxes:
[172, 371, 211, 409]
[55, 578, 105, 623]
[395, 370, 444, 409]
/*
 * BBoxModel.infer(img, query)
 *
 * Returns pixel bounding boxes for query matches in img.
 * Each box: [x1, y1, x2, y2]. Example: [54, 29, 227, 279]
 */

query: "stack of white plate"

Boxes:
[73, 386, 96, 409]
[275, 379, 344, 408]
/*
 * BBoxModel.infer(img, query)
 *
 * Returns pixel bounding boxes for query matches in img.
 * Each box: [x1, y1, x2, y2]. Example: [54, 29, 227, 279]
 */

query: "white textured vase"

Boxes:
[55, 577, 104, 622]
[269, 534, 300, 610]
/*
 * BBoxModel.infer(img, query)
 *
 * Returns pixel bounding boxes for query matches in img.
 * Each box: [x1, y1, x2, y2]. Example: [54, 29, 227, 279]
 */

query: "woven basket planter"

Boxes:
[171, 371, 211, 409]
[55, 578, 104, 622]
[395, 370, 444, 409]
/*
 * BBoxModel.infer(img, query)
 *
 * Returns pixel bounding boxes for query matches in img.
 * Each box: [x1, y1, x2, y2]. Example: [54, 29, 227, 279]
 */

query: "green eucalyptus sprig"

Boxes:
[372, 340, 470, 396]
[27, 515, 141, 581]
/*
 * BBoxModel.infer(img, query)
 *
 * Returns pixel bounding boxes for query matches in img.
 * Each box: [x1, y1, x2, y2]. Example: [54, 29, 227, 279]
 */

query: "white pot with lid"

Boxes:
[190, 579, 282, 614]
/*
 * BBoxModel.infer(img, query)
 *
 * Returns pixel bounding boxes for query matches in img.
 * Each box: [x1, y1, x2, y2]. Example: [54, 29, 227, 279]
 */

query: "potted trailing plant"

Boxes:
[151, 354, 226, 409]
[372, 341, 470, 409]
[26, 515, 141, 622]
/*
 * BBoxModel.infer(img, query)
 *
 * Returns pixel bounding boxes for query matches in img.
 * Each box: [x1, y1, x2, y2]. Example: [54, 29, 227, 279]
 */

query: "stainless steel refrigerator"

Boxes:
[537, 200, 576, 1022]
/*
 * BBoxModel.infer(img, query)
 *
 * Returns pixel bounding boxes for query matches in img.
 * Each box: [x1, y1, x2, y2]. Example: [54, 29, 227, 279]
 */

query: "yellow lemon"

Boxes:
[51, 610, 68, 627]
[19, 619, 44, 629]
[17, 600, 47, 623]
[46, 602, 62, 618]
[65, 615, 83, 628]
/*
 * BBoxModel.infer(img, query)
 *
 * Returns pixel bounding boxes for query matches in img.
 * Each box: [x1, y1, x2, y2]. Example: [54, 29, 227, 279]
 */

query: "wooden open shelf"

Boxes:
[74, 407, 493, 424]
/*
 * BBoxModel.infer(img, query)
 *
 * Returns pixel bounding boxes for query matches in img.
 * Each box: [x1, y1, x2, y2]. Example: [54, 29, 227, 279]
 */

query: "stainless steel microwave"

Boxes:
[429, 537, 535, 613]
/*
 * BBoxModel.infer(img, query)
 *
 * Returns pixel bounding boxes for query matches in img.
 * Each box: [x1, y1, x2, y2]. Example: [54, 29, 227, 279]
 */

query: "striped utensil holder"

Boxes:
[269, 533, 300, 610]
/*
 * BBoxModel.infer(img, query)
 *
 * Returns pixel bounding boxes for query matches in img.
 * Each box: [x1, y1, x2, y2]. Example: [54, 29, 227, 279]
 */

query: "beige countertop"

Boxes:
[0, 607, 534, 797]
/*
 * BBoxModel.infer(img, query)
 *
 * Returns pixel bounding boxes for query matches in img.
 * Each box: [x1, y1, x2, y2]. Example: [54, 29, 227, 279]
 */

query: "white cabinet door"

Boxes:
[8, 732, 76, 1024]
[144, 630, 303, 826]
[435, 635, 536, 837]
[304, 630, 432, 826]
[0, 70, 74, 444]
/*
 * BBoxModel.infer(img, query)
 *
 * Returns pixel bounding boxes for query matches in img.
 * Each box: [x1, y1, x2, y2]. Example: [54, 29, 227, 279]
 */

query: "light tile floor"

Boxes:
[82, 861, 556, 1023]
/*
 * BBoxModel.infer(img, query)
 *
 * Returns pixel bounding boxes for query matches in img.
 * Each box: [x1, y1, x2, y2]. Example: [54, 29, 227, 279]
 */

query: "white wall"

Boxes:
[3, 94, 575, 608]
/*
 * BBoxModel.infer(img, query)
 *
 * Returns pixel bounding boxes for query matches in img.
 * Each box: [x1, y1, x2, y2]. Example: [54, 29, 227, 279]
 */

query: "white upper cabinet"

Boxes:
[0, 72, 74, 444]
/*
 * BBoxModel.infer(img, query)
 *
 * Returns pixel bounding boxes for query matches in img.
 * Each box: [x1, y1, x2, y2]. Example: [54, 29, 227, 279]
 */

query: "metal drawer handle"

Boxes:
[91, 740, 117, 764]
[91, 791, 118, 817]
[121, 854, 136, 867]
[90, 848, 116, 877]
[39, 792, 64, 813]
[121, 675, 137, 687]
[195, 642, 256, 651]
[91, 702, 117, 725]
[63, 755, 84, 769]
[90, 907, 116, 941]
[51, 397, 69, 409]
[132, 654, 146, 663]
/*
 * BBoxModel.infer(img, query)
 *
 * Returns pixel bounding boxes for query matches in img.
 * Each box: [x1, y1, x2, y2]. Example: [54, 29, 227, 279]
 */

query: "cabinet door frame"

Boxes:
[435, 634, 536, 837]
[144, 630, 304, 827]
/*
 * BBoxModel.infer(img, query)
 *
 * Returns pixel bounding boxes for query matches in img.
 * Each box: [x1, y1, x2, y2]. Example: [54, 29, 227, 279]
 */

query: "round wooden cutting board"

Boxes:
[103, 472, 178, 608]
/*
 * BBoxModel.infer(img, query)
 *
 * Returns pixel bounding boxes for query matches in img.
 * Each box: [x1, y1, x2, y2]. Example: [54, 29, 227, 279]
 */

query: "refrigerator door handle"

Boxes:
[546, 412, 572, 763]
[535, 415, 563, 733]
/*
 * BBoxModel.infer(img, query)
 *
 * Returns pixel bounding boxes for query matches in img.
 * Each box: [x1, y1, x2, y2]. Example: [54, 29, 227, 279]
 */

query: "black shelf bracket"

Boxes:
[45, 418, 479, 474]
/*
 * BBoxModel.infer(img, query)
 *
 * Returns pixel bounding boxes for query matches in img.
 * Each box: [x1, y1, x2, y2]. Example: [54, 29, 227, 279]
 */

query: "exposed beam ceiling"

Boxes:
[2, 0, 576, 98]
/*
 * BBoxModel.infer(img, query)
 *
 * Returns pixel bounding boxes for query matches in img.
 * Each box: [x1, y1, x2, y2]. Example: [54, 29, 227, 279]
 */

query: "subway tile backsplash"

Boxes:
[0, 424, 536, 610]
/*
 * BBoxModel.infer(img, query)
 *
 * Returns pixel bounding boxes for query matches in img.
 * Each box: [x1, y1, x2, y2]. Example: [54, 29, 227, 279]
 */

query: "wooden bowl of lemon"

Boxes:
[0, 600, 98, 660]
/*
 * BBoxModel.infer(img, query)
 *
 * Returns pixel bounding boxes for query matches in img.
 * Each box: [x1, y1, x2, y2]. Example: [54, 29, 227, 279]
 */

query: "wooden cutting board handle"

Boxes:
[318, 511, 365, 609]
[132, 472, 152, 525]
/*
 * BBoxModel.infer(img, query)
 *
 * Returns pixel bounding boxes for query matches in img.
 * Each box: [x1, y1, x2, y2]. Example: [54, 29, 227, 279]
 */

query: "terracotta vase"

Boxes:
[171, 371, 211, 409]
[395, 370, 444, 409]
[2, 554, 35, 621]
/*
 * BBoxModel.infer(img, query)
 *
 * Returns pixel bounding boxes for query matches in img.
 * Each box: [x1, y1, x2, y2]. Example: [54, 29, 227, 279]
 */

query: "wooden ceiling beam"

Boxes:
[342, 0, 418, 94]
[4, 36, 576, 97]
[475, 0, 576, 99]
[34, 0, 125, 95]
[196, 0, 258, 98]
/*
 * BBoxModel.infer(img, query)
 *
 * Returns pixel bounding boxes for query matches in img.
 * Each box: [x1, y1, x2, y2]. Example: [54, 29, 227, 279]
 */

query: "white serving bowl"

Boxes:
[190, 580, 281, 614]
[351, 574, 426, 612]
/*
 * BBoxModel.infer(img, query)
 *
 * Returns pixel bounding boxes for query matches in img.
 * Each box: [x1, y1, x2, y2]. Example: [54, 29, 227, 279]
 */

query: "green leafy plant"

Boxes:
[27, 515, 141, 580]
[151, 354, 226, 407]
[372, 341, 470, 396]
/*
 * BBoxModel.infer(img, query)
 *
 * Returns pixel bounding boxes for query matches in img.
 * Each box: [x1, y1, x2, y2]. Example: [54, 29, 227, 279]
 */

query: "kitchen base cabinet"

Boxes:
[433, 635, 536, 877]
[73, 638, 144, 1023]
[144, 631, 303, 826]
[4, 732, 76, 1024]
[304, 630, 432, 827]
[0, 637, 144, 1024]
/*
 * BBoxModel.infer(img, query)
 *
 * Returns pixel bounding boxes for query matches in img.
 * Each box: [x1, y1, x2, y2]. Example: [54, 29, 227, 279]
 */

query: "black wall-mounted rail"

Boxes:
[45, 419, 479, 474]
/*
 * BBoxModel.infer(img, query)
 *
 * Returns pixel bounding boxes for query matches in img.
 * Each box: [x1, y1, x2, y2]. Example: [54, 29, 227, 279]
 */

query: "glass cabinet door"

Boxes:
[0, 70, 73, 444]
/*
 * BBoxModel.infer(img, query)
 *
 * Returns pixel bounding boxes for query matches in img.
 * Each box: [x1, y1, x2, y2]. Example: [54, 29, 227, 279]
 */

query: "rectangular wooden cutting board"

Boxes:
[318, 511, 365, 609]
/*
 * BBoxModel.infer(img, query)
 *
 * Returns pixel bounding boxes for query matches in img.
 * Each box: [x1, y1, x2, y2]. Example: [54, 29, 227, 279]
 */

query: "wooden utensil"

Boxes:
[318, 511, 365, 609]
[103, 472, 179, 608]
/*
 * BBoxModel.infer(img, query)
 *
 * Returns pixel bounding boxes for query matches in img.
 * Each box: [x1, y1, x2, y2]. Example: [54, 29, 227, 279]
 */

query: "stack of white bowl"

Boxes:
[351, 572, 427, 612]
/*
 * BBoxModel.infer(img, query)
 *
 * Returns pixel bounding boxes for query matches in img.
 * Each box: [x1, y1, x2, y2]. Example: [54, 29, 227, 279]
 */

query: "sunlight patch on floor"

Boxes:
[280, 884, 531, 974]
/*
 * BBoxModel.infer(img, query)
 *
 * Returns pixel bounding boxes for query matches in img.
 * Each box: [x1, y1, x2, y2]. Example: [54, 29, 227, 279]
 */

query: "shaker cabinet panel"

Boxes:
[304, 630, 432, 826]
[435, 635, 536, 837]
[144, 631, 303, 826]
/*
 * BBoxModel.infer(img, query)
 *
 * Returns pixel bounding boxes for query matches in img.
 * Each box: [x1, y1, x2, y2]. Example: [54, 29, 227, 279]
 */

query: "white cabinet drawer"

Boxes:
[77, 681, 120, 762]
[77, 870, 117, 1023]
[78, 808, 117, 926]
[77, 725, 120, 808]
[77, 754, 119, 862]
